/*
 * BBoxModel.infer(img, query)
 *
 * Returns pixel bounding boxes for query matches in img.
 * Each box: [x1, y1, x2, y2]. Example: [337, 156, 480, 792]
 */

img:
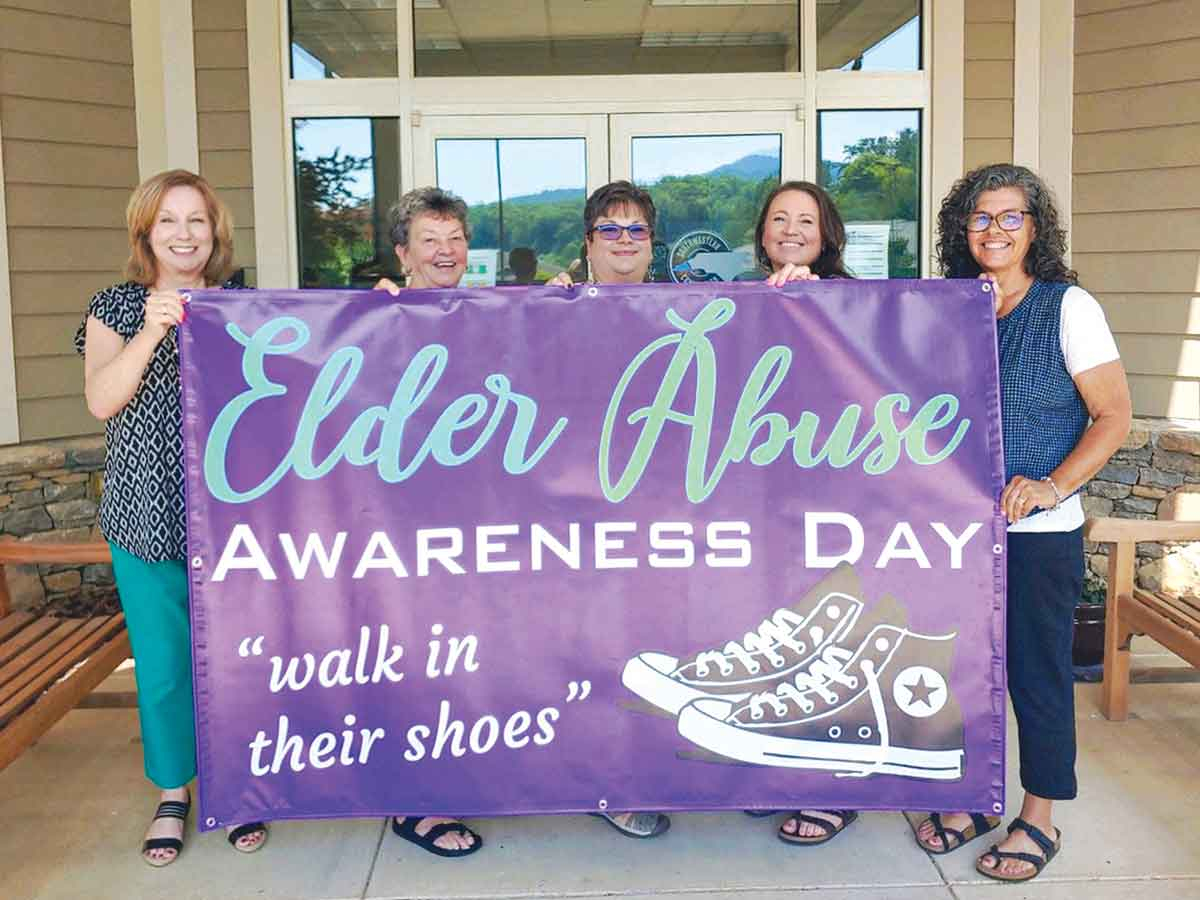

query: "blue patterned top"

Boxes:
[996, 279, 1089, 487]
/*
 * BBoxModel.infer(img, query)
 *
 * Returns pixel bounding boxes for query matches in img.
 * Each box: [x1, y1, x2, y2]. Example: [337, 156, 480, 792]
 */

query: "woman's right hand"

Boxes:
[546, 272, 575, 288]
[766, 263, 819, 287]
[374, 277, 403, 296]
[141, 290, 187, 342]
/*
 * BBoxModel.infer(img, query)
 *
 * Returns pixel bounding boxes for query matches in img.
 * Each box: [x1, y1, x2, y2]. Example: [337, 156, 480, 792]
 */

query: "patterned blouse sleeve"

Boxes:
[74, 283, 130, 356]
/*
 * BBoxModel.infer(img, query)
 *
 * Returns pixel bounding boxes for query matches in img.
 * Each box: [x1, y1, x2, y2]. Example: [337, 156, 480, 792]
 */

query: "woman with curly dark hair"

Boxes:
[914, 164, 1130, 882]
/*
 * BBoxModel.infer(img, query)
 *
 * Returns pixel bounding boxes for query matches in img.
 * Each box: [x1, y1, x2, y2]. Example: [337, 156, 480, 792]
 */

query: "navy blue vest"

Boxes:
[996, 280, 1089, 486]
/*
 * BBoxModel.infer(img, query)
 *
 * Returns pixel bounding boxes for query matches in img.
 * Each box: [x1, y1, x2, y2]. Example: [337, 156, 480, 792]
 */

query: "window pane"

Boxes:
[436, 138, 588, 284]
[293, 118, 402, 287]
[290, 0, 398, 79]
[415, 1, 799, 77]
[818, 1, 920, 71]
[630, 134, 781, 283]
[818, 110, 921, 278]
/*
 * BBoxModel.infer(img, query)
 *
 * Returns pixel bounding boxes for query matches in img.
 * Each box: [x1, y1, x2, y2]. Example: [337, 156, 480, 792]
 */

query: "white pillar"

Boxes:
[130, 0, 200, 177]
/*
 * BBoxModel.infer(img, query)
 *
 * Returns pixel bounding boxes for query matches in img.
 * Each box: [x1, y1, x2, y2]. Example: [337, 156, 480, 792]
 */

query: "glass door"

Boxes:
[609, 112, 803, 282]
[412, 115, 608, 284]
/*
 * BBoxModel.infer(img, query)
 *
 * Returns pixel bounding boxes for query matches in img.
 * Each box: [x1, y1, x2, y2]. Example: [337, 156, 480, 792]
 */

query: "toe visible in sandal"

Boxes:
[227, 821, 269, 854]
[778, 809, 858, 846]
[142, 791, 191, 868]
[915, 812, 1000, 854]
[392, 816, 484, 858]
[975, 817, 1062, 883]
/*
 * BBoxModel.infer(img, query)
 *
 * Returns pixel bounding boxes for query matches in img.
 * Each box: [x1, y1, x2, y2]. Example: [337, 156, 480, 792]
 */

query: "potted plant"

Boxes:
[1072, 575, 1107, 675]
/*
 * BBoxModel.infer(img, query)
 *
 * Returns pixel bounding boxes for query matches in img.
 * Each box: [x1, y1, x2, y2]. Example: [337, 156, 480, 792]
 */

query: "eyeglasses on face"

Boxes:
[967, 209, 1031, 232]
[590, 223, 651, 241]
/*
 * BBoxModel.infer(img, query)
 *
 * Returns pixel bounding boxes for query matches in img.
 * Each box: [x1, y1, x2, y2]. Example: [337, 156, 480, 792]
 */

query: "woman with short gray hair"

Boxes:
[377, 186, 472, 292]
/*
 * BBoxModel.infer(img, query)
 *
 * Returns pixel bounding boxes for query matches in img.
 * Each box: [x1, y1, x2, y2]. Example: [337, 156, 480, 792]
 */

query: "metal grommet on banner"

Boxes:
[992, 544, 1003, 555]
[993, 802, 1003, 814]
[597, 798, 609, 810]
[206, 816, 217, 827]
[980, 281, 991, 293]
[587, 286, 599, 298]
[191, 556, 203, 569]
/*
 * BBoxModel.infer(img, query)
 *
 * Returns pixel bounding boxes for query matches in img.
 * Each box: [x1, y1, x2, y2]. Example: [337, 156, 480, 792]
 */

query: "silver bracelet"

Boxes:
[1043, 475, 1064, 508]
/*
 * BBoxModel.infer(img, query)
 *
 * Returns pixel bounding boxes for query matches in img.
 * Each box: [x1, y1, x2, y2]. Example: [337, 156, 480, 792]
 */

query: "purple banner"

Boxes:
[179, 281, 1006, 830]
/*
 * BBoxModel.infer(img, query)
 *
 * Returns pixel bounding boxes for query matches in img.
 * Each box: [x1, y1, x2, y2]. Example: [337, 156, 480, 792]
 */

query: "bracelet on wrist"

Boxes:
[1043, 475, 1064, 508]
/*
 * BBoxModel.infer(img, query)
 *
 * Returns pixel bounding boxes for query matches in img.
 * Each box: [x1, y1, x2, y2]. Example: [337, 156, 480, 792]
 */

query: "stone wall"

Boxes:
[1083, 417, 1200, 595]
[0, 436, 115, 613]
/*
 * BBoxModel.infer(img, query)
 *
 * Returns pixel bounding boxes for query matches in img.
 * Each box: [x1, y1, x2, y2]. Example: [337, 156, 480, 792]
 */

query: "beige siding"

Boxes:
[195, 0, 256, 287]
[964, 0, 1013, 172]
[0, 2, 135, 440]
[1073, 0, 1200, 419]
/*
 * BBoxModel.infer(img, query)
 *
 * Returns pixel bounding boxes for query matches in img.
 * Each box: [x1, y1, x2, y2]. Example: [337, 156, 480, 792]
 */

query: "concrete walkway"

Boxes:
[2, 641, 1198, 900]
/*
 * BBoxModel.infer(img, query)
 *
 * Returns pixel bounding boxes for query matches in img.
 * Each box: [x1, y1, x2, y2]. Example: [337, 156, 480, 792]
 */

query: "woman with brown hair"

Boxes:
[76, 169, 268, 866]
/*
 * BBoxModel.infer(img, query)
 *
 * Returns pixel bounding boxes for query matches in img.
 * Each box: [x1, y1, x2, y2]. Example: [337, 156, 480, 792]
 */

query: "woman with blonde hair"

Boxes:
[75, 169, 268, 866]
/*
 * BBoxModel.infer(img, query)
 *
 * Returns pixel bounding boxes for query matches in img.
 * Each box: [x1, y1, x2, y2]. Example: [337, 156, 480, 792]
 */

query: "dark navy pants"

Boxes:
[1007, 527, 1083, 800]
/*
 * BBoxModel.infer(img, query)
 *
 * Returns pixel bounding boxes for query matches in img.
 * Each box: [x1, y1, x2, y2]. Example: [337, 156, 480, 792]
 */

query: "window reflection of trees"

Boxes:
[295, 146, 377, 288]
[822, 127, 920, 278]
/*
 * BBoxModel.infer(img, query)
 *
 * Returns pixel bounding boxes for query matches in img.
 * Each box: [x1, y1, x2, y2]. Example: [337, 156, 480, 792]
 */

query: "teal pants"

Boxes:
[109, 543, 196, 789]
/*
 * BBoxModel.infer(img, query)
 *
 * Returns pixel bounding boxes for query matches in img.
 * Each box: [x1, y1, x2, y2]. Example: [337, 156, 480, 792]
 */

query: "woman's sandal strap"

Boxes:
[142, 837, 183, 852]
[793, 810, 854, 835]
[1007, 817, 1058, 857]
[982, 844, 1050, 873]
[152, 800, 189, 821]
[392, 816, 483, 857]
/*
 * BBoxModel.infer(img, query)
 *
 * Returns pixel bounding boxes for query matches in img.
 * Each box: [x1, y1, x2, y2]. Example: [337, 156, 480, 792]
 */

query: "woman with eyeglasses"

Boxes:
[549, 180, 671, 840]
[550, 180, 656, 286]
[913, 164, 1130, 883]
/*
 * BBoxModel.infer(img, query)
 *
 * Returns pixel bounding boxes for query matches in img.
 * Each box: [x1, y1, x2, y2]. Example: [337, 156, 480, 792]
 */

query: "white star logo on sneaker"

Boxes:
[892, 666, 947, 718]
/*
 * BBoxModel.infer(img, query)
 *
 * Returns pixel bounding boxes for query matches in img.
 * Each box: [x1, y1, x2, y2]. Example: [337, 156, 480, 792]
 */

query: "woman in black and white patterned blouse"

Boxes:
[75, 170, 268, 866]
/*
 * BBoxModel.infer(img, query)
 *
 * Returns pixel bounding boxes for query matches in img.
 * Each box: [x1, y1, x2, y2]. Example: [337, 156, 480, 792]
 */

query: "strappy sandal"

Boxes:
[589, 811, 671, 839]
[141, 791, 190, 867]
[392, 816, 483, 858]
[976, 817, 1061, 883]
[778, 809, 858, 846]
[915, 812, 1000, 854]
[227, 821, 269, 853]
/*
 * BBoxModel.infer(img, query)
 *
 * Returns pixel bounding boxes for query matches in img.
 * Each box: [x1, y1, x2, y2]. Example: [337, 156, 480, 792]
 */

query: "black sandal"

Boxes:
[392, 816, 483, 858]
[976, 817, 1061, 882]
[227, 821, 269, 853]
[778, 809, 858, 845]
[916, 812, 1000, 854]
[141, 792, 190, 867]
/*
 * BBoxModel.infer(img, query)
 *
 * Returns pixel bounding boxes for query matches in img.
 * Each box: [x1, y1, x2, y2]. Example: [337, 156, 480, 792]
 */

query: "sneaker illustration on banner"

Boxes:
[676, 621, 965, 782]
[622, 589, 864, 716]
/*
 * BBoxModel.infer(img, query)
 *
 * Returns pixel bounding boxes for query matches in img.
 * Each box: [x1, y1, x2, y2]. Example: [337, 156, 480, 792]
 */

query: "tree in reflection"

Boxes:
[296, 147, 374, 287]
[823, 128, 919, 277]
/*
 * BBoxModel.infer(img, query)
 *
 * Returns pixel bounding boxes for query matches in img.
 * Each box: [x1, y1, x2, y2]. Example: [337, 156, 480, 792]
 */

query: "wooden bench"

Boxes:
[0, 540, 130, 772]
[1084, 517, 1200, 721]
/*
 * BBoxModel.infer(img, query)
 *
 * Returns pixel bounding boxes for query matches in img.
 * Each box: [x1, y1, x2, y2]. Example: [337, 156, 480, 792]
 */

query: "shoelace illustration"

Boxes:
[691, 592, 855, 677]
[746, 644, 858, 717]
[743, 630, 908, 780]
[692, 608, 809, 676]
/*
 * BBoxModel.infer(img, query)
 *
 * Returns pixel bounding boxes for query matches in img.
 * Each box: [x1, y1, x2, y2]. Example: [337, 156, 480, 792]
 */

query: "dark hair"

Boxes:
[583, 180, 656, 236]
[936, 163, 1076, 283]
[388, 186, 471, 247]
[753, 181, 851, 279]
